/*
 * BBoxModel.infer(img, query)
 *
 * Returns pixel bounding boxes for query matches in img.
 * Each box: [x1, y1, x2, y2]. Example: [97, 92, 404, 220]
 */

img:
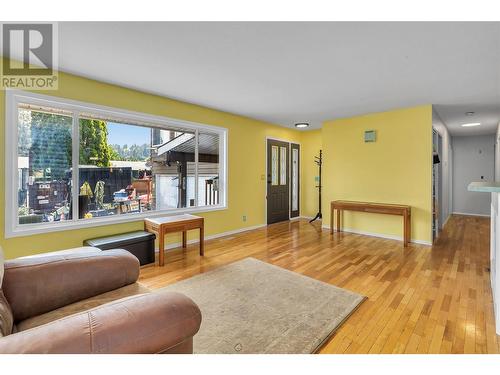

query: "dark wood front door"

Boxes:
[267, 139, 290, 224]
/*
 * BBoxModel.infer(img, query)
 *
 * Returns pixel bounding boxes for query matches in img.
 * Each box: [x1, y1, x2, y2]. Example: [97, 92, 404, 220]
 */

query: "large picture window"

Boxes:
[6, 90, 227, 237]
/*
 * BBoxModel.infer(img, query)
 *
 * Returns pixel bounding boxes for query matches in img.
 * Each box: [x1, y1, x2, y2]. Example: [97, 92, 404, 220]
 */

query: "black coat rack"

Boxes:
[309, 149, 323, 223]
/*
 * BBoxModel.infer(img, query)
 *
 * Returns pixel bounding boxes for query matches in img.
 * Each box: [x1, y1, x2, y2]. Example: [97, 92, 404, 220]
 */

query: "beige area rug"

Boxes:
[159, 257, 366, 354]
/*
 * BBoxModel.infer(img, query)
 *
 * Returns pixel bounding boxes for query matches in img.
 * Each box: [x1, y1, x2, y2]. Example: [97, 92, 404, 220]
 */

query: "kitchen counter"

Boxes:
[468, 181, 500, 334]
[468, 181, 500, 193]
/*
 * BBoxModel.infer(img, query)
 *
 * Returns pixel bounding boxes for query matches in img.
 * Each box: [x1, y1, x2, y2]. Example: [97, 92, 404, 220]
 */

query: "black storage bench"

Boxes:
[84, 231, 156, 266]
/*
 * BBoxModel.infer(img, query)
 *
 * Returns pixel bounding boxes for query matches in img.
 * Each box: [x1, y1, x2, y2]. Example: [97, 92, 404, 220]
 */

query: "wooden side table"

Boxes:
[144, 214, 204, 266]
[330, 200, 411, 247]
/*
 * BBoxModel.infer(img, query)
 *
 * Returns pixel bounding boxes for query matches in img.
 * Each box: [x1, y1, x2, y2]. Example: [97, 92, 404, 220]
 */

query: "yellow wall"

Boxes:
[0, 67, 302, 259]
[300, 129, 323, 217]
[322, 106, 433, 243]
[0, 59, 433, 257]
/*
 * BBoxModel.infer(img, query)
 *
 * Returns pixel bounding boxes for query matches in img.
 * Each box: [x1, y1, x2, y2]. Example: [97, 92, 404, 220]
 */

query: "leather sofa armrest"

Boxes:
[3, 249, 139, 322]
[0, 291, 202, 354]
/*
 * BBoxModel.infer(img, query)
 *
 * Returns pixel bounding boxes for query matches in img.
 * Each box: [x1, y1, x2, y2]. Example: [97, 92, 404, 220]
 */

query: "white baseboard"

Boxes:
[156, 219, 431, 253]
[452, 211, 490, 218]
[156, 223, 267, 252]
[321, 224, 432, 246]
[443, 214, 451, 227]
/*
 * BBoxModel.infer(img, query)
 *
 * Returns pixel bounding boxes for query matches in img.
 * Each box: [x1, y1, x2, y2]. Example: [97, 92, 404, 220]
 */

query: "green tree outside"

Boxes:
[79, 119, 115, 167]
[28, 113, 148, 181]
[30, 111, 72, 180]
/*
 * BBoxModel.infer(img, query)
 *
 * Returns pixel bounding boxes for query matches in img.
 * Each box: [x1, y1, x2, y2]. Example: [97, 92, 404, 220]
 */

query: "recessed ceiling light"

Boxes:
[465, 111, 475, 116]
[295, 122, 309, 128]
[461, 122, 481, 127]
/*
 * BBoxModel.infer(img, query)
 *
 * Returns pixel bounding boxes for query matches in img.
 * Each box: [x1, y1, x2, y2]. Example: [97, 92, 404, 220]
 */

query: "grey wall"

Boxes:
[433, 107, 453, 227]
[496, 123, 500, 181]
[452, 134, 495, 215]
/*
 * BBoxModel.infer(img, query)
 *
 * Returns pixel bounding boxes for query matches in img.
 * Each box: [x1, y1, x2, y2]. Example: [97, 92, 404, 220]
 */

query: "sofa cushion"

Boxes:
[17, 246, 102, 259]
[4, 249, 139, 322]
[16, 282, 150, 332]
[0, 246, 4, 288]
[0, 247, 14, 337]
[0, 291, 13, 337]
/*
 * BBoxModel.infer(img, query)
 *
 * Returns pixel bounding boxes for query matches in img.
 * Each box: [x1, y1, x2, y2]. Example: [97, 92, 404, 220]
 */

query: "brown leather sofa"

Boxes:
[0, 246, 201, 354]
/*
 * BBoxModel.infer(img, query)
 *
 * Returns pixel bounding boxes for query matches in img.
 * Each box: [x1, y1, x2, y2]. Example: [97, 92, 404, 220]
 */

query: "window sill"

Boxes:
[5, 204, 227, 239]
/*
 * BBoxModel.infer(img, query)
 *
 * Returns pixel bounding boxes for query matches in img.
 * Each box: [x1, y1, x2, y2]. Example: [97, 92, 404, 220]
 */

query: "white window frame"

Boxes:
[5, 89, 228, 238]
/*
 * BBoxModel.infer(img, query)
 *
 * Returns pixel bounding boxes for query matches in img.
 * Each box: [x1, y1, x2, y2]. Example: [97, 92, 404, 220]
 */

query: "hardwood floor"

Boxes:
[139, 214, 500, 354]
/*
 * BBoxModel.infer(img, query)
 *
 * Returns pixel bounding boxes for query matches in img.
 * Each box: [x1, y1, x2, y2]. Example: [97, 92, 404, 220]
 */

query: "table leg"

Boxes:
[182, 231, 187, 248]
[409, 212, 411, 242]
[159, 228, 165, 266]
[403, 211, 409, 247]
[330, 205, 334, 234]
[336, 209, 341, 233]
[407, 211, 411, 247]
[199, 225, 205, 256]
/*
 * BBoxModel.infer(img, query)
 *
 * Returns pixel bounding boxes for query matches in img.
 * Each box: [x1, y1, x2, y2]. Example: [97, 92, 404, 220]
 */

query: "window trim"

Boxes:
[5, 89, 228, 238]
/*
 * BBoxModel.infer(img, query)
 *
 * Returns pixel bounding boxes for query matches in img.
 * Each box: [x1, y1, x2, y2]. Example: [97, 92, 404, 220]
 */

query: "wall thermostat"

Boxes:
[364, 130, 376, 142]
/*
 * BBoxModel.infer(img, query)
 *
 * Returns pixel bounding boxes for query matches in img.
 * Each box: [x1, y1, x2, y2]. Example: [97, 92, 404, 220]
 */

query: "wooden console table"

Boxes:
[330, 200, 411, 247]
[144, 214, 204, 266]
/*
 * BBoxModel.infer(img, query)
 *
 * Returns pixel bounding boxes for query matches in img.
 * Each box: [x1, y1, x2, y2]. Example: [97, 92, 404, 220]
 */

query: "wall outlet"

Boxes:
[242, 215, 247, 222]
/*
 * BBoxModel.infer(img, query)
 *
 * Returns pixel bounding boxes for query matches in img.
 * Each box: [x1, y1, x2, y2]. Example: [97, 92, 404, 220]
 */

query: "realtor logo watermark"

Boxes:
[1, 22, 58, 90]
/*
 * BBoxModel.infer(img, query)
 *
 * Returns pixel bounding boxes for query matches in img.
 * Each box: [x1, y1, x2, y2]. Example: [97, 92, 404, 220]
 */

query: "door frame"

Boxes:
[290, 143, 300, 218]
[264, 136, 301, 224]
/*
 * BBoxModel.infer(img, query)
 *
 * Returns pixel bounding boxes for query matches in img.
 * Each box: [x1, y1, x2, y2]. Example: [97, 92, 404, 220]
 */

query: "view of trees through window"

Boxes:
[16, 104, 221, 226]
[17, 108, 73, 224]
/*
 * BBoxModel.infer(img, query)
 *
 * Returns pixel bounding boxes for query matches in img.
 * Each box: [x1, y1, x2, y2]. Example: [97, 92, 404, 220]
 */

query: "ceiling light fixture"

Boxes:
[461, 122, 481, 127]
[295, 122, 309, 128]
[465, 111, 475, 116]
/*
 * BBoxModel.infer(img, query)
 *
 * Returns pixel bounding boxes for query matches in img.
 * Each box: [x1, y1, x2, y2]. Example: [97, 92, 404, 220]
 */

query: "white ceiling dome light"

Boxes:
[294, 122, 310, 128]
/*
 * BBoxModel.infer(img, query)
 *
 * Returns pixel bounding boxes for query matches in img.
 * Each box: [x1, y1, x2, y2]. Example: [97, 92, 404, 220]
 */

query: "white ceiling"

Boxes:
[434, 103, 500, 136]
[54, 22, 500, 132]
